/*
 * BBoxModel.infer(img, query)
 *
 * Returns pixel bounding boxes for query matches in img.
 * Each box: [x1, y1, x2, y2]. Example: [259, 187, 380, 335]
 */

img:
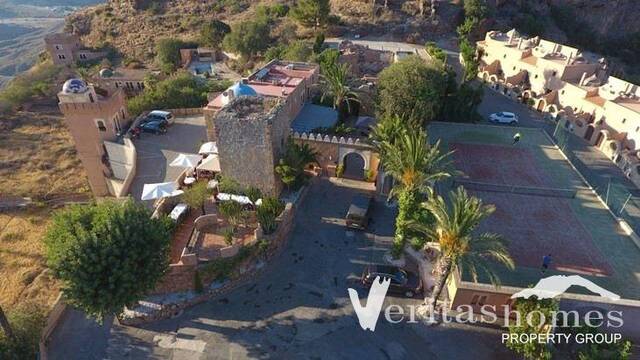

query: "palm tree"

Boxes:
[380, 128, 453, 256]
[411, 186, 515, 310]
[368, 115, 407, 159]
[320, 62, 360, 119]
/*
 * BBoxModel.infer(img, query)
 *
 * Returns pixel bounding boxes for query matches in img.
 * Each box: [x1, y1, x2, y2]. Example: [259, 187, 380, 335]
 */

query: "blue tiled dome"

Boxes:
[229, 81, 257, 97]
[62, 78, 88, 94]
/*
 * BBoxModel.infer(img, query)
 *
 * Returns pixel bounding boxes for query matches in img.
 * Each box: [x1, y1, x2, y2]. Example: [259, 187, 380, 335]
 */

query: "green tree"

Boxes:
[156, 38, 195, 74]
[506, 296, 558, 360]
[320, 60, 360, 120]
[44, 200, 173, 322]
[369, 115, 408, 159]
[222, 19, 270, 59]
[459, 38, 479, 82]
[199, 20, 231, 49]
[282, 40, 313, 62]
[182, 180, 211, 215]
[381, 127, 452, 256]
[256, 197, 285, 234]
[290, 0, 331, 28]
[275, 140, 318, 190]
[313, 32, 325, 54]
[441, 82, 484, 122]
[411, 187, 514, 309]
[377, 55, 448, 126]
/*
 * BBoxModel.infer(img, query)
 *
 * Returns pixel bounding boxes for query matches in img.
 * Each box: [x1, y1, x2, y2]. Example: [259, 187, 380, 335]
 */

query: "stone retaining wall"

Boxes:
[118, 182, 312, 325]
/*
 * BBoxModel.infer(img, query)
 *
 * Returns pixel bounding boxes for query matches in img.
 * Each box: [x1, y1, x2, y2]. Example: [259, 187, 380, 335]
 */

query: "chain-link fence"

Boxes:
[551, 119, 640, 233]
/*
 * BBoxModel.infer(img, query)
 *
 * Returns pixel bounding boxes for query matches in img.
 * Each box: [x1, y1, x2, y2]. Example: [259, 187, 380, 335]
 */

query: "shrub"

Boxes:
[199, 20, 231, 49]
[223, 227, 234, 246]
[218, 201, 244, 229]
[425, 42, 446, 63]
[216, 176, 244, 195]
[366, 169, 376, 182]
[256, 197, 285, 234]
[127, 72, 210, 116]
[0, 302, 47, 360]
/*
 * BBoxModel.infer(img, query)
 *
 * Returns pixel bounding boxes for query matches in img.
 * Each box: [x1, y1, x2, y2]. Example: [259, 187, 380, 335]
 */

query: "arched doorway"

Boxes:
[536, 99, 546, 112]
[343, 152, 366, 180]
[584, 125, 595, 141]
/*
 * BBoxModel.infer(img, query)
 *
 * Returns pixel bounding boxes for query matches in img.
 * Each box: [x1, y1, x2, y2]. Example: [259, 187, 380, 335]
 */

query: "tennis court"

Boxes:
[429, 122, 640, 299]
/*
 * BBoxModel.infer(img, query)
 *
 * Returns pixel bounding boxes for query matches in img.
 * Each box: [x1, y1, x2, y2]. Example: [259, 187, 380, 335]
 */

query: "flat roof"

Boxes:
[428, 122, 640, 301]
[290, 103, 338, 133]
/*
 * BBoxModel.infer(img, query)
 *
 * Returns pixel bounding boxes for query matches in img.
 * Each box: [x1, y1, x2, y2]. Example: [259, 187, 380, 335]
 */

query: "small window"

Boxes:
[534, 74, 539, 79]
[55, 44, 62, 50]
[503, 54, 507, 59]
[561, 90, 565, 95]
[552, 71, 557, 76]
[513, 66, 516, 70]
[96, 120, 106, 132]
[636, 127, 639, 132]
[622, 118, 627, 124]
[471, 295, 479, 305]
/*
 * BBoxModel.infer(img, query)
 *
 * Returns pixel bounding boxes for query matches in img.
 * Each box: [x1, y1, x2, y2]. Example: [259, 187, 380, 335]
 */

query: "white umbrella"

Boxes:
[141, 182, 184, 201]
[207, 179, 219, 189]
[198, 142, 218, 155]
[196, 154, 221, 172]
[169, 153, 202, 168]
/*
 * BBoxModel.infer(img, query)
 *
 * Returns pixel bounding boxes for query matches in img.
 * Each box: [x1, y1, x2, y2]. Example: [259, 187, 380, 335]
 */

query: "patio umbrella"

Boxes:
[169, 153, 202, 168]
[198, 142, 218, 155]
[196, 154, 221, 172]
[141, 182, 184, 201]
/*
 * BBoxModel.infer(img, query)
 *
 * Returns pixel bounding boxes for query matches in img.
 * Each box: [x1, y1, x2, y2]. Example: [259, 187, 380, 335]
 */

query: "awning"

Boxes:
[199, 142, 218, 155]
[196, 154, 221, 172]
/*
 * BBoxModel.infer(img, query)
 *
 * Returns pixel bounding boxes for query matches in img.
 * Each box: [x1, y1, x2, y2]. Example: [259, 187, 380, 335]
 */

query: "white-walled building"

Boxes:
[477, 29, 640, 187]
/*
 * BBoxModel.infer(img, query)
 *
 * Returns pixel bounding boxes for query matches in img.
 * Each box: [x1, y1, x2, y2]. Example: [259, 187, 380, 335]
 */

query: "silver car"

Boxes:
[489, 111, 519, 124]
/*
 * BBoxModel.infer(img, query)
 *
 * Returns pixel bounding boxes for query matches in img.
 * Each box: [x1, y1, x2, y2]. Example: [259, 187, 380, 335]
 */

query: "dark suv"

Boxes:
[361, 265, 423, 298]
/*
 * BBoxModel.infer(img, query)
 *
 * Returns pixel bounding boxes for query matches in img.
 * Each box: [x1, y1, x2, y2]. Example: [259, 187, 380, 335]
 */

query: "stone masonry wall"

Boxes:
[214, 97, 285, 195]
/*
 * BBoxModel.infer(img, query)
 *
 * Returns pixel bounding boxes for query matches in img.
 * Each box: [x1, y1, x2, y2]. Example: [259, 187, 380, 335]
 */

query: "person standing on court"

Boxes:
[541, 254, 552, 273]
[513, 132, 521, 145]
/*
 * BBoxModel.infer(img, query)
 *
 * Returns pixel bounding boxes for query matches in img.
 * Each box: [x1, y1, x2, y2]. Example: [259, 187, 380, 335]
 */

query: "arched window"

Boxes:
[96, 120, 106, 132]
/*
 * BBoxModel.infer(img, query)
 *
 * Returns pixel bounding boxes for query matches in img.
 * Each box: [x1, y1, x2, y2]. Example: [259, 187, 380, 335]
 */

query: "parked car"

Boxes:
[147, 110, 174, 125]
[489, 111, 519, 124]
[361, 265, 423, 298]
[346, 194, 373, 230]
[138, 121, 167, 135]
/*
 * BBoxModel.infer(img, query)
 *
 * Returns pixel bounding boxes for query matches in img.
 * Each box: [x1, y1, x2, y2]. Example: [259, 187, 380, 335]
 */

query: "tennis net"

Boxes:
[454, 179, 578, 199]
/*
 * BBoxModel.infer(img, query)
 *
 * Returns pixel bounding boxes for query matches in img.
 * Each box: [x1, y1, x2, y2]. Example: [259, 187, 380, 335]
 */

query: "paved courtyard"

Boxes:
[129, 115, 207, 206]
[48, 180, 513, 359]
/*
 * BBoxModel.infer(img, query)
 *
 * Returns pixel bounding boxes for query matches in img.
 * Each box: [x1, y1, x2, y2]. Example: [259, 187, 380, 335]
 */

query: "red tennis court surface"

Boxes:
[451, 142, 613, 276]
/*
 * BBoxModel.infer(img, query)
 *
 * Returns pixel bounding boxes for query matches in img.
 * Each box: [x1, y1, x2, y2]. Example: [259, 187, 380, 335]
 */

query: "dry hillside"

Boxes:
[0, 110, 90, 310]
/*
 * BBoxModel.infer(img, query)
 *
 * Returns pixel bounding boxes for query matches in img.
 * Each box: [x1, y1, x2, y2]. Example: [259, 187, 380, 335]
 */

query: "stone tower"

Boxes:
[212, 96, 290, 196]
[58, 79, 129, 196]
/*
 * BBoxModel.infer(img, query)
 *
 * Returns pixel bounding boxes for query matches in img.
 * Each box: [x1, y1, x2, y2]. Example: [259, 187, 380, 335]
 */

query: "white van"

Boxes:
[147, 110, 174, 125]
